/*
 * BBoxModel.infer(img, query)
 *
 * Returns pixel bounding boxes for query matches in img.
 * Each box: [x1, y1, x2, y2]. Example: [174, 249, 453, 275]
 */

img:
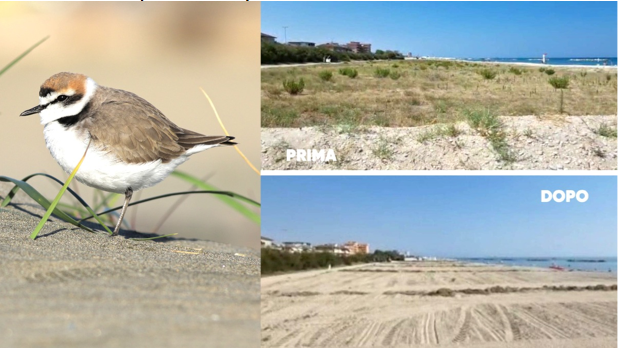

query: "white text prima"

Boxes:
[287, 149, 337, 162]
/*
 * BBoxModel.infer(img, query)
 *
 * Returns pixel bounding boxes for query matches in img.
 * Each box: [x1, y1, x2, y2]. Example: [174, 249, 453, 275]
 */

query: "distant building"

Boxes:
[346, 41, 371, 54]
[261, 32, 277, 43]
[318, 42, 352, 53]
[261, 236, 274, 248]
[315, 244, 351, 255]
[282, 241, 312, 253]
[344, 241, 370, 254]
[287, 41, 315, 47]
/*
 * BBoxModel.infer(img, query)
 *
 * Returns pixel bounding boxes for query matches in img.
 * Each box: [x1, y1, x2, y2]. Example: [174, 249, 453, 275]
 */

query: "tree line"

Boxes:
[262, 41, 405, 65]
[262, 248, 404, 275]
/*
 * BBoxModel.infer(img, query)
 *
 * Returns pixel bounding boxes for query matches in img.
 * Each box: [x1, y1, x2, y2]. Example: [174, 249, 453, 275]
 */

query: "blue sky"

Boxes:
[261, 176, 617, 258]
[261, 1, 617, 58]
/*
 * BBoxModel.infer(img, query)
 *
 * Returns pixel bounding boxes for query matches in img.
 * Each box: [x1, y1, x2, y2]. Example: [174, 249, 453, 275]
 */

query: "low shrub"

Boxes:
[282, 78, 305, 95]
[478, 69, 497, 80]
[389, 71, 401, 80]
[508, 67, 522, 75]
[318, 70, 333, 82]
[374, 67, 390, 78]
[338, 67, 358, 78]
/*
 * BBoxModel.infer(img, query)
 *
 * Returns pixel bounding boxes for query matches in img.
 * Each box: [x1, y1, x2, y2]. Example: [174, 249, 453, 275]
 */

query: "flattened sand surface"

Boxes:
[261, 262, 617, 348]
[0, 183, 260, 348]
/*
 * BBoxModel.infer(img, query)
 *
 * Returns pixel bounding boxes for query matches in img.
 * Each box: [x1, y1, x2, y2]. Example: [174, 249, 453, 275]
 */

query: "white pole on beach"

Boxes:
[542, 53, 547, 64]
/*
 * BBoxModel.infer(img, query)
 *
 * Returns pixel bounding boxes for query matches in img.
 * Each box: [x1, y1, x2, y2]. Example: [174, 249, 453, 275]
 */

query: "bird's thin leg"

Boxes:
[112, 187, 133, 236]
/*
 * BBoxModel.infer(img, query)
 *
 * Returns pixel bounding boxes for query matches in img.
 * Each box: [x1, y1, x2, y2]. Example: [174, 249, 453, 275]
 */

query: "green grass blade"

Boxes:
[30, 141, 91, 240]
[92, 191, 119, 212]
[131, 233, 178, 241]
[0, 36, 49, 77]
[0, 176, 92, 232]
[171, 171, 260, 223]
[56, 202, 90, 217]
[0, 173, 113, 235]
[78, 190, 260, 223]
[3, 173, 86, 207]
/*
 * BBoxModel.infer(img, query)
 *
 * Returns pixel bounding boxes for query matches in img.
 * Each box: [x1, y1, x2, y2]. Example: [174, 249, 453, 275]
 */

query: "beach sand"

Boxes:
[262, 115, 617, 170]
[261, 261, 617, 348]
[0, 182, 260, 348]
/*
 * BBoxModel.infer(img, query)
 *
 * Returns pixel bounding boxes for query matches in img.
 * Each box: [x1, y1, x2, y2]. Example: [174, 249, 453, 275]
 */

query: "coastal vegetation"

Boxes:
[262, 60, 617, 129]
[283, 77, 305, 95]
[261, 41, 404, 65]
[261, 249, 404, 275]
[548, 75, 570, 113]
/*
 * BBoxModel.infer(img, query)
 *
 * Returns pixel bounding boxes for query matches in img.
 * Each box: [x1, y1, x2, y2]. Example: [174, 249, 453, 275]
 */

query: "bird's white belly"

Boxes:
[43, 122, 189, 193]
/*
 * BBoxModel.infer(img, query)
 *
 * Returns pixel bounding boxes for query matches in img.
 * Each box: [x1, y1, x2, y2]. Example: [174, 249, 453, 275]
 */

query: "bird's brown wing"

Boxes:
[85, 88, 234, 164]
[175, 127, 237, 150]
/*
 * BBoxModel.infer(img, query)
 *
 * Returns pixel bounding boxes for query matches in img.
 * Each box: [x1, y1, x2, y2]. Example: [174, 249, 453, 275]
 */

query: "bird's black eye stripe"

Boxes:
[51, 94, 82, 105]
[65, 94, 83, 105]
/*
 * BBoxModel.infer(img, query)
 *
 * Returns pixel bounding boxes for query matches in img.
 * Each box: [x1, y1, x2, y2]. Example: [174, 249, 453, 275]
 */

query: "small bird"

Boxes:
[21, 72, 235, 236]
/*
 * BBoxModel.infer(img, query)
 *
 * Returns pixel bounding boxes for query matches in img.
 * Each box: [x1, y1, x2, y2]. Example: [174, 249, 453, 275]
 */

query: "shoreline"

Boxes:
[261, 59, 617, 70]
[457, 258, 617, 274]
[458, 59, 617, 69]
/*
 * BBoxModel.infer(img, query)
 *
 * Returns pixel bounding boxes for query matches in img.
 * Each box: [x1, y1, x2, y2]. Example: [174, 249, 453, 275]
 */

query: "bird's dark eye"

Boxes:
[57, 95, 68, 102]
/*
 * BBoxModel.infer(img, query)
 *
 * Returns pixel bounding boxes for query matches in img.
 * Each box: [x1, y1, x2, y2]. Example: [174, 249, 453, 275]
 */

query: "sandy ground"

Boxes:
[0, 183, 260, 348]
[261, 261, 617, 348]
[261, 115, 617, 170]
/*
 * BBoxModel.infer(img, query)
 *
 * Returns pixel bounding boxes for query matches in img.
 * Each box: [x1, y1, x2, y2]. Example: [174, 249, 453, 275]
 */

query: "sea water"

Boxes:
[460, 257, 617, 273]
[465, 57, 617, 67]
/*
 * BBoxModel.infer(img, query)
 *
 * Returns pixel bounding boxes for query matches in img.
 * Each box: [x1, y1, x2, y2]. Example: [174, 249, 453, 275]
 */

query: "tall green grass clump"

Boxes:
[508, 67, 523, 75]
[389, 71, 401, 80]
[594, 123, 617, 138]
[465, 109, 515, 163]
[544, 69, 555, 76]
[478, 69, 497, 80]
[374, 67, 390, 78]
[318, 70, 333, 82]
[548, 76, 569, 113]
[338, 67, 358, 78]
[283, 77, 305, 95]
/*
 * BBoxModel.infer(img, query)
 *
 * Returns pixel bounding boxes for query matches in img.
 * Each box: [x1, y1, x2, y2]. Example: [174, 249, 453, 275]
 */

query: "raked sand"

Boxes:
[0, 182, 260, 348]
[261, 261, 617, 348]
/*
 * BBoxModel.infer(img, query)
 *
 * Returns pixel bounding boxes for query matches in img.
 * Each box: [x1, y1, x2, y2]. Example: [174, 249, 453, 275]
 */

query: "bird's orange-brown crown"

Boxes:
[39, 72, 88, 97]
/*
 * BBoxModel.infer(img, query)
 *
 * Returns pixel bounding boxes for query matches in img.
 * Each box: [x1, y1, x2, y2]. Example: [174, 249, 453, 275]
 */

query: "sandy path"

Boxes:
[0, 183, 260, 348]
[261, 115, 617, 170]
[261, 262, 617, 348]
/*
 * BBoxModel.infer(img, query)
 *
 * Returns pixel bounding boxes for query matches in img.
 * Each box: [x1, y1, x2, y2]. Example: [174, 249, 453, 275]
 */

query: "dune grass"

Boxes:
[262, 60, 617, 129]
[0, 36, 49, 77]
[1, 171, 260, 239]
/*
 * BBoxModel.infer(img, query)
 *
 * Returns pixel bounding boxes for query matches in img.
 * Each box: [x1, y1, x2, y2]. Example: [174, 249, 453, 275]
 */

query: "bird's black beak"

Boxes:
[20, 104, 46, 116]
